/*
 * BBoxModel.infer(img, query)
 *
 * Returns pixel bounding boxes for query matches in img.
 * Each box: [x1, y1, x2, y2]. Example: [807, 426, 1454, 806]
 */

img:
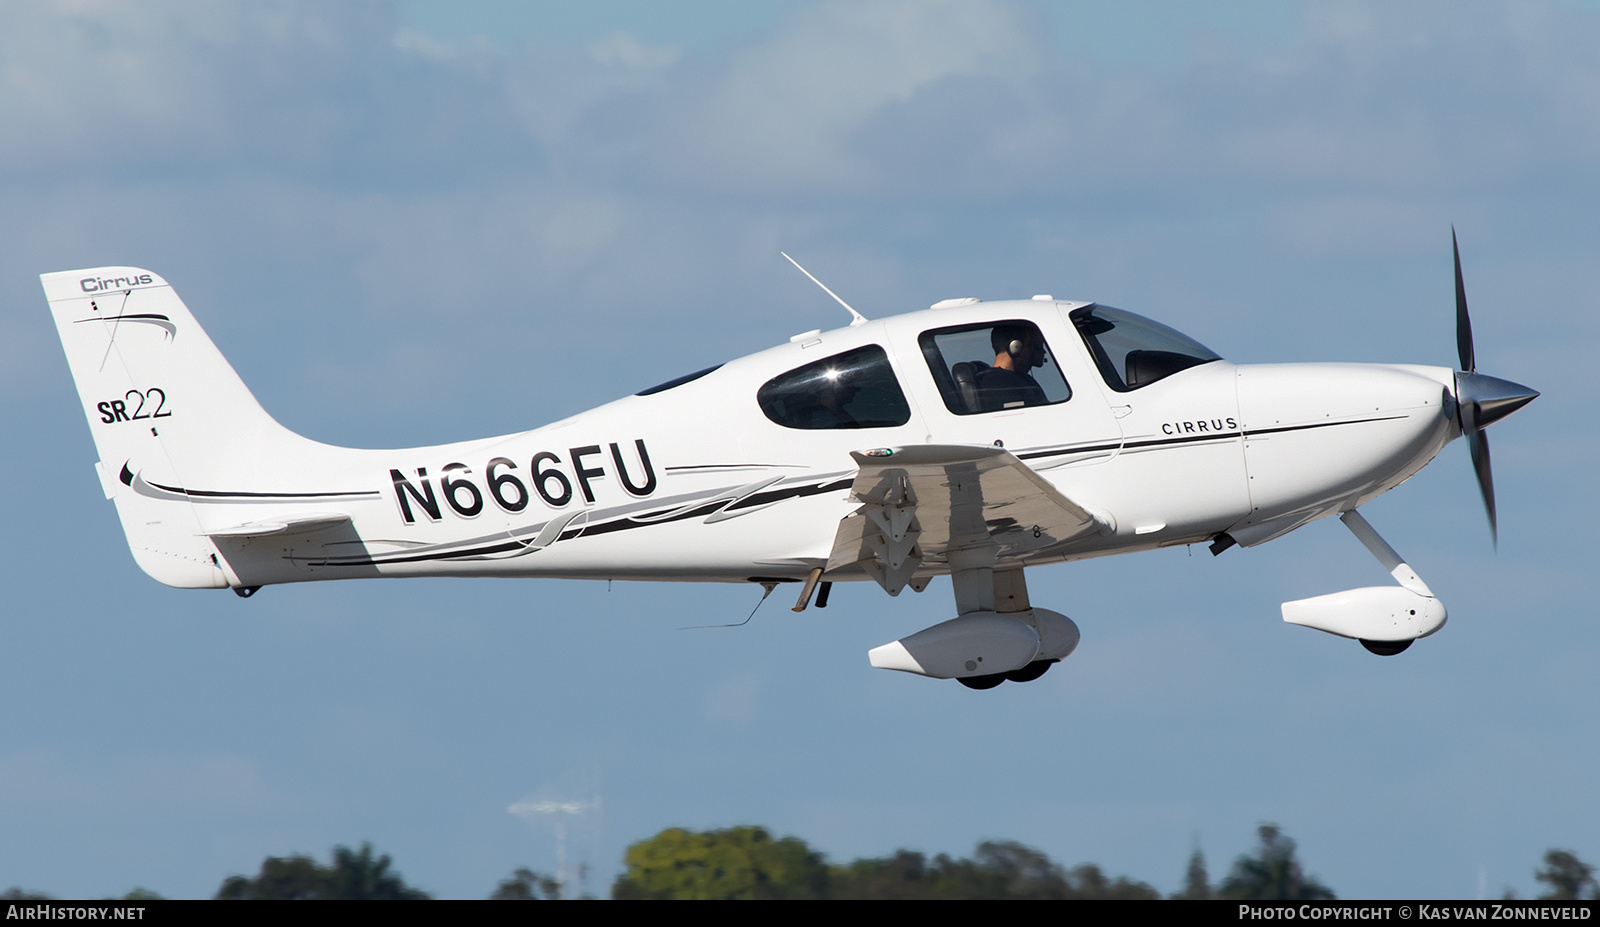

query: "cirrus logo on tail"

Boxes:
[80, 274, 154, 293]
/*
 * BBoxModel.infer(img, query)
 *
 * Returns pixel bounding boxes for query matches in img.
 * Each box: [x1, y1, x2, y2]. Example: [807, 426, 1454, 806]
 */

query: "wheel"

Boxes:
[1004, 660, 1055, 683]
[1360, 638, 1413, 656]
[957, 673, 1007, 690]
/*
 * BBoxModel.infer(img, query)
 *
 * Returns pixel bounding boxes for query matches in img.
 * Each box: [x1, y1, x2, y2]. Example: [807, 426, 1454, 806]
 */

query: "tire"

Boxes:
[1004, 660, 1054, 683]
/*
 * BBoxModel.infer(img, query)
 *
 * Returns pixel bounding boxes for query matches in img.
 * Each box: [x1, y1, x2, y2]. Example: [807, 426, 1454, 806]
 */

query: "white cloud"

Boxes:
[597, 0, 1049, 192]
[5, 0, 1598, 203]
[587, 32, 680, 70]
[4, 0, 1600, 901]
[0, 1, 528, 182]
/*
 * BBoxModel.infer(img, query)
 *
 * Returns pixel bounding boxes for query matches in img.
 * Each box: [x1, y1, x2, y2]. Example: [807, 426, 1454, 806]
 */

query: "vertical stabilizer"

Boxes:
[43, 267, 318, 588]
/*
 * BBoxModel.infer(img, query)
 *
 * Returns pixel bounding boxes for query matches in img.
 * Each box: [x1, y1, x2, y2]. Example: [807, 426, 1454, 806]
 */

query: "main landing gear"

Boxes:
[868, 562, 1082, 689]
[957, 658, 1057, 689]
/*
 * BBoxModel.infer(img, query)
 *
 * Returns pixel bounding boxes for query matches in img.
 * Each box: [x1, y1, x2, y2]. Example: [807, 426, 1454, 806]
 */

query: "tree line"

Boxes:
[3, 830, 1595, 900]
[608, 823, 1332, 900]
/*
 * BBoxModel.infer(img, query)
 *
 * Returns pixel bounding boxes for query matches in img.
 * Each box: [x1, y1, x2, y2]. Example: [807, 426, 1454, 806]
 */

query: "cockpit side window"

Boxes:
[917, 320, 1072, 415]
[757, 345, 911, 430]
[1069, 304, 1221, 392]
[636, 364, 723, 396]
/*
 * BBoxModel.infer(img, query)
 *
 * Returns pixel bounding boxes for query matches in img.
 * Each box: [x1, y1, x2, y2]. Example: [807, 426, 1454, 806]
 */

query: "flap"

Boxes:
[826, 445, 1103, 594]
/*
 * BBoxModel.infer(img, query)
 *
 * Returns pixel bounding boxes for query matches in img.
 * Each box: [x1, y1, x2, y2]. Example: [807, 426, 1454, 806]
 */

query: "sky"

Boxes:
[1, 0, 1596, 900]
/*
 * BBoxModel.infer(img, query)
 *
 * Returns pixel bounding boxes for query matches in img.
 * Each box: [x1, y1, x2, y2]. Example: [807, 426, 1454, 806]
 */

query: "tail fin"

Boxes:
[44, 267, 321, 588]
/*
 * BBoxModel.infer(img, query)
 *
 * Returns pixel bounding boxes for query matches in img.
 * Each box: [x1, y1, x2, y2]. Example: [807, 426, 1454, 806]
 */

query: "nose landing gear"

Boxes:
[1359, 639, 1413, 656]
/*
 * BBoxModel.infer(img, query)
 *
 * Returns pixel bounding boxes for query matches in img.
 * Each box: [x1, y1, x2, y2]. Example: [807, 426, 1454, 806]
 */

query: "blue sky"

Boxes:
[1, 0, 1596, 899]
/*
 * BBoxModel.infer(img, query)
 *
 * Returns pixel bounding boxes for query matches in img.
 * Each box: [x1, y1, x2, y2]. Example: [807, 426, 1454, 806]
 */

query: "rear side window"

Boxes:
[918, 320, 1072, 415]
[636, 364, 723, 396]
[757, 345, 911, 429]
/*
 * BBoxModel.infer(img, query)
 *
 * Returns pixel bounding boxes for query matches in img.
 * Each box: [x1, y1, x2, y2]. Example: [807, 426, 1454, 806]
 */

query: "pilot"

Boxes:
[974, 324, 1048, 411]
[806, 371, 861, 428]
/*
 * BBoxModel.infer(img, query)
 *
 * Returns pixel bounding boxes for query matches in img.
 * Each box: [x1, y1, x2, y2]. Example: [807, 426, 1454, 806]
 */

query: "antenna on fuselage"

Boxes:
[780, 252, 869, 327]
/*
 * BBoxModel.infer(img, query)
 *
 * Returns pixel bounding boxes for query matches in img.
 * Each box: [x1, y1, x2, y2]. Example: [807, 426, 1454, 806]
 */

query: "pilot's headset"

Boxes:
[1003, 329, 1044, 368]
[993, 326, 1036, 364]
[1006, 330, 1038, 359]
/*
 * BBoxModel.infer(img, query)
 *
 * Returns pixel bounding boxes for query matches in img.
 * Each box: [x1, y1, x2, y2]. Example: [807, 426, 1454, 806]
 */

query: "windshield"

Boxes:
[1070, 304, 1221, 392]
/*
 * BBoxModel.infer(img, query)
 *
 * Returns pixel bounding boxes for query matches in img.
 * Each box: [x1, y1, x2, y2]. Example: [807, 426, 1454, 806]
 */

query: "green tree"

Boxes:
[1059, 861, 1163, 900]
[324, 843, 427, 900]
[1174, 847, 1211, 899]
[1535, 850, 1599, 900]
[1217, 824, 1335, 900]
[934, 842, 1075, 899]
[491, 867, 562, 900]
[612, 826, 828, 900]
[828, 849, 940, 899]
[216, 854, 323, 900]
[829, 840, 1157, 899]
[216, 842, 429, 900]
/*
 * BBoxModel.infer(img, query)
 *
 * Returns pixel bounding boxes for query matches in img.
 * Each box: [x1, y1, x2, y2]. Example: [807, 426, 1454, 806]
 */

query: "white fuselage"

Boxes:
[180, 300, 1456, 589]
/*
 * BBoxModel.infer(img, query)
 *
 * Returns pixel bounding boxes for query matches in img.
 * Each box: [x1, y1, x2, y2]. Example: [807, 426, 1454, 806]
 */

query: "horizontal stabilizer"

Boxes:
[205, 513, 352, 538]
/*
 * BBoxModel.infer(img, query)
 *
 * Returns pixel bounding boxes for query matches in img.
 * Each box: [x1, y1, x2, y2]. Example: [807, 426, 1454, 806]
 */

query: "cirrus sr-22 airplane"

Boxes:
[43, 234, 1536, 689]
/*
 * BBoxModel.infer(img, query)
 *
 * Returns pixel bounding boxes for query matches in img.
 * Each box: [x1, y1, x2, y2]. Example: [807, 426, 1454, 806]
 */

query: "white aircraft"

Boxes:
[43, 236, 1535, 688]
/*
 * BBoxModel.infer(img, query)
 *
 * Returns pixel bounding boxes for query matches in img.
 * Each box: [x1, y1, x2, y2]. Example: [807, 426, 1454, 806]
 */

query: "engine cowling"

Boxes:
[869, 608, 1080, 679]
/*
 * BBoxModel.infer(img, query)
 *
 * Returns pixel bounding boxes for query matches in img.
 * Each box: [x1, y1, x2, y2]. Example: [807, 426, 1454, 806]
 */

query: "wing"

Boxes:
[825, 445, 1105, 595]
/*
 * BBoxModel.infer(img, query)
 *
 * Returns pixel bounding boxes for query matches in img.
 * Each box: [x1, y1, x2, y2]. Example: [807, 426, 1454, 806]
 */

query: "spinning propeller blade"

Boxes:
[1454, 228, 1475, 374]
[1448, 228, 1538, 547]
[1467, 421, 1496, 543]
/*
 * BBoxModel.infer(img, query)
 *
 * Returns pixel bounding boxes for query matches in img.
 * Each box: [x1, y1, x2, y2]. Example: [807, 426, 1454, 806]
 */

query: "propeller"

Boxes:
[1449, 228, 1538, 546]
